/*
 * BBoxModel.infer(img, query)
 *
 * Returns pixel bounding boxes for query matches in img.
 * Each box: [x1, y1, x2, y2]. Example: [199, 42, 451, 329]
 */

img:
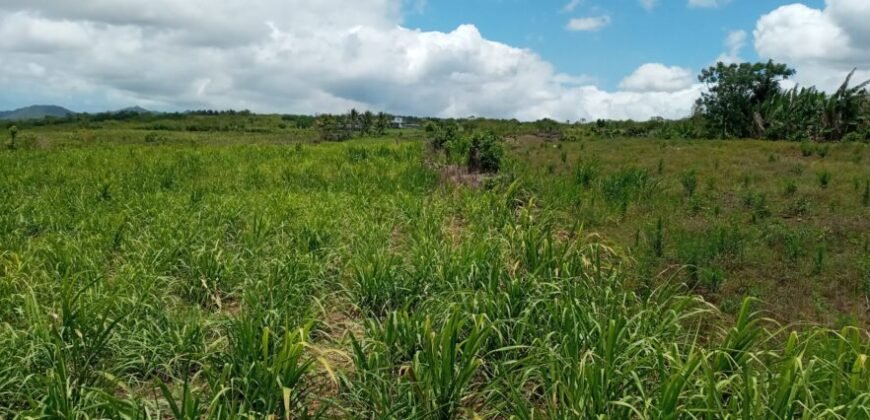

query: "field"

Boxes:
[1, 123, 869, 418]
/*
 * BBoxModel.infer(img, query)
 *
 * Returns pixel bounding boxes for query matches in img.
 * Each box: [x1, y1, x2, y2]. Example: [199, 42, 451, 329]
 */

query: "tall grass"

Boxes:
[1, 135, 868, 418]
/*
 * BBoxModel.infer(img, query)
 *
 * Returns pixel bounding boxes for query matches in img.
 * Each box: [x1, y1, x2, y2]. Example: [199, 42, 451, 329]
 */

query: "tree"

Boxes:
[8, 125, 18, 149]
[696, 61, 795, 138]
[348, 108, 360, 134]
[824, 69, 870, 140]
[360, 110, 374, 136]
[374, 112, 389, 136]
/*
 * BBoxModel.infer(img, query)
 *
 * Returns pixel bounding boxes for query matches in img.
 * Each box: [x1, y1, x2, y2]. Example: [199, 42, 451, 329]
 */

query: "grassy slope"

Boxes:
[0, 127, 868, 417]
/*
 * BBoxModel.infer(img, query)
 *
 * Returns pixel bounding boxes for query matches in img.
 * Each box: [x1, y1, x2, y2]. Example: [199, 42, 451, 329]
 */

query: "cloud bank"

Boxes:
[0, 0, 702, 121]
[0, 0, 866, 121]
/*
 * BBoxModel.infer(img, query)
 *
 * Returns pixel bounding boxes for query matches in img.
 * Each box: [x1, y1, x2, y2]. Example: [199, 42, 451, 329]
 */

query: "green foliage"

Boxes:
[697, 61, 795, 138]
[817, 144, 830, 157]
[574, 160, 598, 188]
[1, 120, 868, 418]
[800, 141, 815, 156]
[7, 125, 18, 149]
[466, 131, 503, 173]
[818, 170, 831, 189]
[698, 63, 868, 140]
[784, 179, 798, 196]
[428, 122, 460, 151]
[316, 109, 394, 141]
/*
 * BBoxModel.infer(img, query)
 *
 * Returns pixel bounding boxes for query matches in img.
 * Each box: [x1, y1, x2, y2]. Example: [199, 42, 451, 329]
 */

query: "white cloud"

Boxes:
[689, 0, 729, 8]
[0, 1, 700, 121]
[753, 0, 870, 91]
[715, 29, 747, 64]
[562, 0, 583, 13]
[566, 15, 611, 32]
[619, 63, 695, 92]
[640, 0, 658, 11]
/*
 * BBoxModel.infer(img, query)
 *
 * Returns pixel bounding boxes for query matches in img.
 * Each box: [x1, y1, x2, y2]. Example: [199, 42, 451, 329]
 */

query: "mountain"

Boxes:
[0, 105, 75, 121]
[116, 106, 154, 114]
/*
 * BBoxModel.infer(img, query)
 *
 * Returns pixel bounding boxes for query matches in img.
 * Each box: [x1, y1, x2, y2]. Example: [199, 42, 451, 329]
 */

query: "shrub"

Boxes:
[842, 131, 863, 143]
[467, 132, 503, 173]
[430, 123, 459, 151]
[7, 125, 18, 149]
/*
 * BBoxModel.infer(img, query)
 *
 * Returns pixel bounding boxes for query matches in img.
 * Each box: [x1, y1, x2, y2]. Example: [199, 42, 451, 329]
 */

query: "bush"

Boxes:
[842, 131, 864, 143]
[467, 132, 503, 173]
[429, 123, 459, 151]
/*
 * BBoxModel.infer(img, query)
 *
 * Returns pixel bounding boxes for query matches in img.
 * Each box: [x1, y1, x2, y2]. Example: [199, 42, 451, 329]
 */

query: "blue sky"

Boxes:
[406, 0, 823, 90]
[0, 0, 865, 120]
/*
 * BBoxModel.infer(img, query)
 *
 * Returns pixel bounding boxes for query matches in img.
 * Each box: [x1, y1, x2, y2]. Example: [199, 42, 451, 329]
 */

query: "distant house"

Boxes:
[391, 116, 405, 129]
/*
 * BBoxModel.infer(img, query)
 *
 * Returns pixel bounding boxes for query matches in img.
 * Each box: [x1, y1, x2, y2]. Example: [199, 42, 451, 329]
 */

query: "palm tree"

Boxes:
[824, 69, 870, 140]
[361, 111, 374, 136]
[348, 109, 360, 134]
[375, 112, 390, 136]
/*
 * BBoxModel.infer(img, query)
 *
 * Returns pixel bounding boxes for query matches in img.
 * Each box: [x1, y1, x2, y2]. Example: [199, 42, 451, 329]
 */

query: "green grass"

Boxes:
[0, 126, 869, 418]
[508, 136, 869, 325]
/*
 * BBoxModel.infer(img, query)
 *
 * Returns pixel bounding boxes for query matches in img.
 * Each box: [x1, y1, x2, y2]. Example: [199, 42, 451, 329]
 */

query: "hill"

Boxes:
[116, 106, 154, 114]
[0, 105, 75, 121]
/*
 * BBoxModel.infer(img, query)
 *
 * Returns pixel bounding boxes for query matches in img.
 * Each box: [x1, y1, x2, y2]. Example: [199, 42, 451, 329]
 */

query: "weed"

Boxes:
[800, 141, 814, 157]
[784, 179, 798, 196]
[680, 169, 697, 197]
[818, 170, 831, 189]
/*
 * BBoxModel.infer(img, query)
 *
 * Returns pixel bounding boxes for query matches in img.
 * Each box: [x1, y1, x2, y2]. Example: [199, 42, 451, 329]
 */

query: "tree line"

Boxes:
[696, 61, 869, 141]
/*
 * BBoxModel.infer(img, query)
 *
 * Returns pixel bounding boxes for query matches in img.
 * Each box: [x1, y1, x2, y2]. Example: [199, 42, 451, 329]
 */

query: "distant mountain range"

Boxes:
[0, 105, 155, 121]
[0, 105, 75, 121]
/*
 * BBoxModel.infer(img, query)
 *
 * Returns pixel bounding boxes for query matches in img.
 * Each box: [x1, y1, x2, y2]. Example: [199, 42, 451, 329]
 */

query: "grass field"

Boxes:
[1, 126, 869, 418]
[508, 135, 869, 326]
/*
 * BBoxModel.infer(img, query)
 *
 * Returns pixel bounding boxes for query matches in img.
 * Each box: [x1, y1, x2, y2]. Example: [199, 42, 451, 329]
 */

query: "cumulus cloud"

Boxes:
[619, 63, 695, 92]
[0, 0, 701, 121]
[754, 0, 870, 91]
[566, 15, 611, 32]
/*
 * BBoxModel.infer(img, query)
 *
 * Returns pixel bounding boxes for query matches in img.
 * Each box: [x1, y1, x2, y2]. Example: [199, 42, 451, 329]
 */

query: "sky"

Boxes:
[0, 0, 868, 121]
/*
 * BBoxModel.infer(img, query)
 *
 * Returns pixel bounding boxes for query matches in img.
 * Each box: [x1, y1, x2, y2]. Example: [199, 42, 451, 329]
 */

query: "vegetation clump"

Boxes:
[466, 131, 503, 173]
[7, 125, 17, 149]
